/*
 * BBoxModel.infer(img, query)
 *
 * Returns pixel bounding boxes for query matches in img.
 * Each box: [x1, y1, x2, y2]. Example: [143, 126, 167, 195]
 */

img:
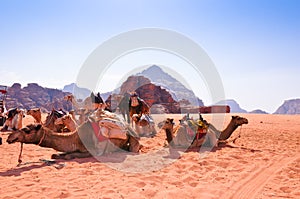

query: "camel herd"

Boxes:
[0, 93, 248, 160]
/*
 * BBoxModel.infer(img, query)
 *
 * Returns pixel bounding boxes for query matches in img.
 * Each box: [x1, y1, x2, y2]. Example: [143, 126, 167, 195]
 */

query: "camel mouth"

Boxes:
[7, 137, 18, 144]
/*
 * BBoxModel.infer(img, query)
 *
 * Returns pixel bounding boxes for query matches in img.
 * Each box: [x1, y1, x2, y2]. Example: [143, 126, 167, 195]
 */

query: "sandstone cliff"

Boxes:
[4, 83, 72, 111]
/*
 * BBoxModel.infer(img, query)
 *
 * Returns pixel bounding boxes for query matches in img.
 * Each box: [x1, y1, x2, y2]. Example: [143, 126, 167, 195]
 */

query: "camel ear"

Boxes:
[170, 119, 174, 123]
[232, 116, 238, 119]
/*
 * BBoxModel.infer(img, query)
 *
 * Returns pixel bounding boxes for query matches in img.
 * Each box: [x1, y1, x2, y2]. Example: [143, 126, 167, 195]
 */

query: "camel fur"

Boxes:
[54, 114, 78, 131]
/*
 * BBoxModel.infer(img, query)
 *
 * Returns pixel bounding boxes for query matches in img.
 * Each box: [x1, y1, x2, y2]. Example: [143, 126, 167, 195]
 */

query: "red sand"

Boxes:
[0, 113, 299, 198]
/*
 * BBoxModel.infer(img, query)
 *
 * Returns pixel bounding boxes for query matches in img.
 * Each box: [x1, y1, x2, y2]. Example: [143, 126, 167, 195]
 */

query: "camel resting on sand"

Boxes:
[1, 108, 25, 131]
[7, 113, 141, 160]
[160, 115, 248, 148]
[132, 114, 156, 137]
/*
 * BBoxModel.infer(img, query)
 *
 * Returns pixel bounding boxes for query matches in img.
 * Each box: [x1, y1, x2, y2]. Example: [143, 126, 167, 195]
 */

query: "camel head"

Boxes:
[158, 118, 175, 130]
[54, 115, 72, 126]
[7, 124, 43, 144]
[231, 116, 248, 126]
[26, 108, 41, 121]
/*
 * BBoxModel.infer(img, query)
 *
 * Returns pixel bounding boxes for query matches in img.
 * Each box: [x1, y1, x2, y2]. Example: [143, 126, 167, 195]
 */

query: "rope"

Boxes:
[232, 125, 243, 144]
[38, 130, 46, 146]
[17, 143, 23, 165]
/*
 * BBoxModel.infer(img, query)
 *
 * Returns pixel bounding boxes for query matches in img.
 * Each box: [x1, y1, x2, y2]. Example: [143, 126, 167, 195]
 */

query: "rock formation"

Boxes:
[274, 99, 300, 114]
[5, 83, 72, 111]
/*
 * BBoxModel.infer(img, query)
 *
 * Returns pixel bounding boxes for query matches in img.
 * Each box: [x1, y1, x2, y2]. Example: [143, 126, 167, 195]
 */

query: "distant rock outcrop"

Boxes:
[5, 83, 72, 111]
[138, 65, 204, 106]
[215, 99, 247, 113]
[249, 109, 269, 114]
[274, 99, 300, 114]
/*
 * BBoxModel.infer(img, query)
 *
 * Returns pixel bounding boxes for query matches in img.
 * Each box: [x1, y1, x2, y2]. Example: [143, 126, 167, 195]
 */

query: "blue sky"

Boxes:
[0, 0, 299, 113]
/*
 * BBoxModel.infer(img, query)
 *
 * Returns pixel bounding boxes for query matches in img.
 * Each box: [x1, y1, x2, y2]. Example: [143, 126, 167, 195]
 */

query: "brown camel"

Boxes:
[7, 119, 141, 160]
[160, 115, 248, 148]
[132, 114, 156, 137]
[54, 114, 78, 131]
[43, 109, 67, 132]
[26, 108, 42, 123]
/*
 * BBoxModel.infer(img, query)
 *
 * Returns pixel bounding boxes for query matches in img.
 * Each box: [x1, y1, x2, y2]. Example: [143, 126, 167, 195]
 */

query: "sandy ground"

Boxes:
[0, 113, 299, 199]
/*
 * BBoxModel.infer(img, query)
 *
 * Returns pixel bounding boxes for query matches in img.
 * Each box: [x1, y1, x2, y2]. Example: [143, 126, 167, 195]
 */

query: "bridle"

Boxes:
[17, 127, 46, 165]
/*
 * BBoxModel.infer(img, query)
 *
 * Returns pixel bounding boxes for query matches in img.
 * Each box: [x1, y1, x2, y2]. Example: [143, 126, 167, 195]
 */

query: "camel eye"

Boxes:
[24, 129, 31, 134]
[21, 127, 31, 134]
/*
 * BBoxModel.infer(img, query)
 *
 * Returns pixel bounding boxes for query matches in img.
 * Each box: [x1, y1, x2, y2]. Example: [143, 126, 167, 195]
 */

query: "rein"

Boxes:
[38, 130, 46, 146]
[232, 125, 243, 144]
[17, 143, 23, 164]
[17, 130, 46, 165]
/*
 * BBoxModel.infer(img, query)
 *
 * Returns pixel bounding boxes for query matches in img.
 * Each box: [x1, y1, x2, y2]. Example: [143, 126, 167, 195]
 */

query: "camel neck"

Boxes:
[165, 128, 173, 144]
[219, 120, 239, 140]
[38, 129, 83, 153]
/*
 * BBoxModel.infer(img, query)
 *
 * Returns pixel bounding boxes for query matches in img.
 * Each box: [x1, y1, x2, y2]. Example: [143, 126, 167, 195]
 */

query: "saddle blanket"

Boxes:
[91, 119, 128, 142]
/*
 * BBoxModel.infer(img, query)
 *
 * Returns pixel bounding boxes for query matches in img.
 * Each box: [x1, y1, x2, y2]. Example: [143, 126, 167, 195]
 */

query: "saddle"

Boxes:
[90, 117, 128, 142]
[184, 119, 208, 142]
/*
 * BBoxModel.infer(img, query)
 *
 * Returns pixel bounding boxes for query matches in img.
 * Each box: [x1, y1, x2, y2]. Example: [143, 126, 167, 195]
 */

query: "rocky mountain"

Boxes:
[215, 99, 247, 113]
[137, 65, 204, 106]
[4, 83, 73, 112]
[274, 99, 300, 114]
[113, 75, 181, 113]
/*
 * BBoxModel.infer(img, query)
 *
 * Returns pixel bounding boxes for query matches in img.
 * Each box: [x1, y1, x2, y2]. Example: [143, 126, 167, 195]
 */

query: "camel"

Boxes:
[64, 92, 108, 112]
[54, 114, 78, 131]
[11, 109, 25, 130]
[43, 109, 67, 132]
[132, 114, 156, 137]
[26, 108, 42, 123]
[0, 108, 24, 131]
[7, 113, 141, 160]
[129, 92, 150, 119]
[160, 115, 248, 148]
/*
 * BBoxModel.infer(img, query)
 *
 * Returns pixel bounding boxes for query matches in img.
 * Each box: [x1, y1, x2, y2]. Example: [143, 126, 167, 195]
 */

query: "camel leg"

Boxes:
[51, 152, 92, 160]
[128, 135, 140, 153]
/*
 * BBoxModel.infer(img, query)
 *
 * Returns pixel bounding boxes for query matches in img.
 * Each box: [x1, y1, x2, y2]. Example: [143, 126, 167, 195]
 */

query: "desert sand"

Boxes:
[0, 113, 299, 199]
